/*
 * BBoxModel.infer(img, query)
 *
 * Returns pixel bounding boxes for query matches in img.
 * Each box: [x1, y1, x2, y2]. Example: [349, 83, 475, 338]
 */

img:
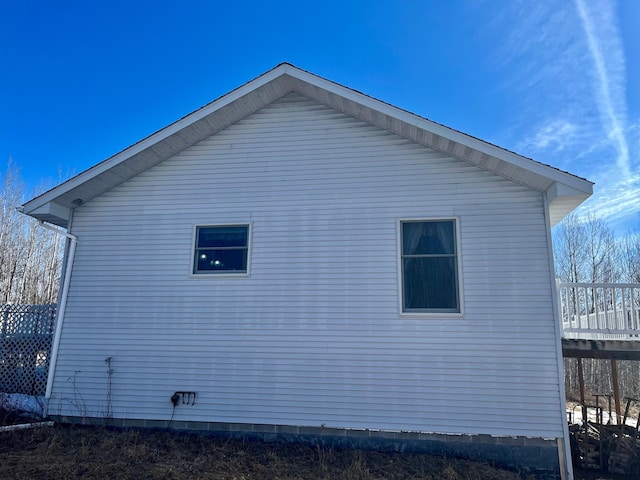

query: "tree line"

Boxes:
[554, 214, 640, 402]
[0, 162, 64, 304]
[554, 213, 639, 285]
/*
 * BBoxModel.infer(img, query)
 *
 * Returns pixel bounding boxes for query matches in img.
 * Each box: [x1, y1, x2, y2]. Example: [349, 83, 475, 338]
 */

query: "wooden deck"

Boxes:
[561, 338, 640, 360]
[558, 283, 640, 446]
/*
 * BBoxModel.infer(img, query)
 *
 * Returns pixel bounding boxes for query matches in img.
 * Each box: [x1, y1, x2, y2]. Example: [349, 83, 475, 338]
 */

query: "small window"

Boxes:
[193, 225, 249, 274]
[401, 220, 460, 313]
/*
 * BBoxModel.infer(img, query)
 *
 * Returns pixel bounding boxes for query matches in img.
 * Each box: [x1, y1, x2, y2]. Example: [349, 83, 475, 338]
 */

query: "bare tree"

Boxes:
[617, 230, 640, 283]
[554, 212, 617, 283]
[555, 213, 587, 283]
[0, 160, 64, 304]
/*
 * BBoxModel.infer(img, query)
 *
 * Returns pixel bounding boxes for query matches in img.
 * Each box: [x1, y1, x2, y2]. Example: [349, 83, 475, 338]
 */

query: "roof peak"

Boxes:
[21, 63, 592, 228]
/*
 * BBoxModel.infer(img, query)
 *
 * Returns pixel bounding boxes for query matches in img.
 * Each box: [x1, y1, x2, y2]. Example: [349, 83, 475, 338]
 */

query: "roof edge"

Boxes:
[22, 64, 294, 214]
[22, 63, 593, 218]
[279, 65, 594, 195]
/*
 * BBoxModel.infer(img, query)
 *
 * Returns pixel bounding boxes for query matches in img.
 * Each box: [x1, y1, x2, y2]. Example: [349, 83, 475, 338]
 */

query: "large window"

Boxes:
[400, 219, 460, 313]
[193, 225, 249, 274]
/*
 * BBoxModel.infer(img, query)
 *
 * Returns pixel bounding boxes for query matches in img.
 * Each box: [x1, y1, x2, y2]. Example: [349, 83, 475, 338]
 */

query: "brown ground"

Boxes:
[0, 408, 631, 479]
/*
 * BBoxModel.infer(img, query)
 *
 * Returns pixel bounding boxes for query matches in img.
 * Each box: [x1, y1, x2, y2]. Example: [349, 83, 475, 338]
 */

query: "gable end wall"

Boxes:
[50, 94, 562, 438]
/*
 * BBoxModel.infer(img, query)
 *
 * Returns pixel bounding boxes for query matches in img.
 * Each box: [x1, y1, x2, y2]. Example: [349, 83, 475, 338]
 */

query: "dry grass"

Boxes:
[0, 424, 528, 480]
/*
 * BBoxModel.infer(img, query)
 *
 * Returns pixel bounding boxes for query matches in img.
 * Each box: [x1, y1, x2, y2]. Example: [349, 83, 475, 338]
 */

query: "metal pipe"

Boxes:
[0, 421, 54, 433]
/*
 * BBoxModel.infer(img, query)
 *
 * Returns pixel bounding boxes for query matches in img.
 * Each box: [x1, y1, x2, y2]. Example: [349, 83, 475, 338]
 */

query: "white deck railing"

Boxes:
[558, 283, 640, 340]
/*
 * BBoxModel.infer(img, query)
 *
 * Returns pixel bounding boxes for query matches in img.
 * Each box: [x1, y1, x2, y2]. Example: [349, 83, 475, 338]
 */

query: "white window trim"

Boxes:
[397, 217, 464, 317]
[189, 223, 252, 278]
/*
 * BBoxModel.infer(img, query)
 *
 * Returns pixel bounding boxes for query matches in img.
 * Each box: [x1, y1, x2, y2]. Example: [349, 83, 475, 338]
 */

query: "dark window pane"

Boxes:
[402, 221, 455, 255]
[196, 249, 247, 272]
[194, 225, 249, 274]
[403, 257, 458, 310]
[197, 226, 248, 248]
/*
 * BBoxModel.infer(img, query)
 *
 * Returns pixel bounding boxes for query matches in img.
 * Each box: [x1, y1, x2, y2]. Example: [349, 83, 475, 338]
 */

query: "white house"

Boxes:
[22, 64, 592, 478]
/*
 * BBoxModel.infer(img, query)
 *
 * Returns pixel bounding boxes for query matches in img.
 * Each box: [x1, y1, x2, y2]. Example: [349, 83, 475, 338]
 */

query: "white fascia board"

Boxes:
[27, 202, 71, 226]
[23, 65, 292, 214]
[284, 66, 594, 195]
[23, 63, 593, 214]
[546, 182, 593, 205]
[546, 182, 592, 226]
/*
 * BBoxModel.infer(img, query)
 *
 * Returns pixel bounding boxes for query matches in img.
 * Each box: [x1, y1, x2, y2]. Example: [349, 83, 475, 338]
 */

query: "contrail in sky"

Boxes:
[574, 0, 630, 177]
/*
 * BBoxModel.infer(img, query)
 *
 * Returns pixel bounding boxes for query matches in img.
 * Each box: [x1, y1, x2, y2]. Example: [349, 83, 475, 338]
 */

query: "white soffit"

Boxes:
[21, 63, 593, 228]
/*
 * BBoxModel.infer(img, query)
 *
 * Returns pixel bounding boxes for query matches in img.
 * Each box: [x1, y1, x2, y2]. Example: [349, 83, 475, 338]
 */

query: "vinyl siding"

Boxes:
[50, 93, 563, 438]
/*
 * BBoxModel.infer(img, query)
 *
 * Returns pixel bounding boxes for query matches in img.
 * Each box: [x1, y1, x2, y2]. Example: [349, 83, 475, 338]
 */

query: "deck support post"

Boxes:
[611, 359, 622, 425]
[577, 358, 587, 425]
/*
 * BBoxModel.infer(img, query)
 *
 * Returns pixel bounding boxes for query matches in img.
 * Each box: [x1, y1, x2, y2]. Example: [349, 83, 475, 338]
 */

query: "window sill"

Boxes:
[399, 311, 464, 319]
[189, 272, 250, 279]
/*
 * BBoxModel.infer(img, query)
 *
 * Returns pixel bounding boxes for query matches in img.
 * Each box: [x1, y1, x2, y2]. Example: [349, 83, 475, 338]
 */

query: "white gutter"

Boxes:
[37, 220, 78, 401]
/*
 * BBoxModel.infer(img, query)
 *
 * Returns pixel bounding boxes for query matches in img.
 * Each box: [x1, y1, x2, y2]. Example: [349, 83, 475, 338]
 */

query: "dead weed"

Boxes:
[0, 424, 528, 479]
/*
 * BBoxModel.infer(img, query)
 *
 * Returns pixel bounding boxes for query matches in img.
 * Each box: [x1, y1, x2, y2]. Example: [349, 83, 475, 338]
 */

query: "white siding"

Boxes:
[50, 93, 562, 438]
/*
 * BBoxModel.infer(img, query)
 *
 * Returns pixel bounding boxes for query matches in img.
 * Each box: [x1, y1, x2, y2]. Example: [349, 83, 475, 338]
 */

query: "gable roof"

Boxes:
[21, 63, 592, 228]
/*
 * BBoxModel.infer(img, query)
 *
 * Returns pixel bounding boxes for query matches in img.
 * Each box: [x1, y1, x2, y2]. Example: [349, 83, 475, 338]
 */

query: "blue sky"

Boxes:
[2, 0, 638, 235]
